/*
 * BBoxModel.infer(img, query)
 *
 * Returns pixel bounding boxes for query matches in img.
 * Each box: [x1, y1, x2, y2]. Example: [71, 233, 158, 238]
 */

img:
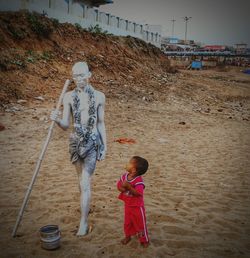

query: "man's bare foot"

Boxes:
[76, 224, 93, 236]
[141, 242, 150, 248]
[121, 236, 131, 245]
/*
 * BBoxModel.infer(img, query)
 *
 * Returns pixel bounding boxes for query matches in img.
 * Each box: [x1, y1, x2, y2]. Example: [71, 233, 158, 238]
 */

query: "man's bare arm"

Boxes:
[51, 94, 71, 130]
[97, 93, 107, 156]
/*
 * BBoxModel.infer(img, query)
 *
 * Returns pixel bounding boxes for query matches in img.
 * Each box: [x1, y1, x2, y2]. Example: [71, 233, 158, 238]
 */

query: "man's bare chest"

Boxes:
[69, 92, 99, 114]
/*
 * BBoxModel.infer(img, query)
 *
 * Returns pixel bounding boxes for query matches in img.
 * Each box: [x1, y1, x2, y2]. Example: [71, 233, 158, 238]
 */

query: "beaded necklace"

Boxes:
[72, 85, 96, 145]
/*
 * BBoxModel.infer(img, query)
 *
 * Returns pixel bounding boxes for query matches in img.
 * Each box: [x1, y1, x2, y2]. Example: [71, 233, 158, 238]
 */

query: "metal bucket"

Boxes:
[39, 225, 61, 250]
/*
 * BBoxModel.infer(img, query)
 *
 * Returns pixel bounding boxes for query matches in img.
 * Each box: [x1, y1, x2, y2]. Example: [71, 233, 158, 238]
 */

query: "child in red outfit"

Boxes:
[117, 156, 149, 248]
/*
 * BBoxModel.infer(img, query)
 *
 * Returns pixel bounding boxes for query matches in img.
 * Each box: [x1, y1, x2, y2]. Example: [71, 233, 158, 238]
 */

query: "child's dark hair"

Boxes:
[132, 156, 149, 175]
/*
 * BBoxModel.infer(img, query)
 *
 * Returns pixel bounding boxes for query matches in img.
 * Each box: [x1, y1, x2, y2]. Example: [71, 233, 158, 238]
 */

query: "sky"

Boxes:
[99, 0, 250, 46]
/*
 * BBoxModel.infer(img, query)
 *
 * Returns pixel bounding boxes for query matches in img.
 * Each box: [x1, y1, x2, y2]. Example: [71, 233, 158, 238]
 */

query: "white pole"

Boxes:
[171, 18, 176, 38]
[12, 79, 71, 237]
[183, 16, 192, 44]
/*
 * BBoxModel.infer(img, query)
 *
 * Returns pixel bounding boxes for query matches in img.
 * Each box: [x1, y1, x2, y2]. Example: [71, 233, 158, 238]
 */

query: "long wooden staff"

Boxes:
[12, 79, 71, 237]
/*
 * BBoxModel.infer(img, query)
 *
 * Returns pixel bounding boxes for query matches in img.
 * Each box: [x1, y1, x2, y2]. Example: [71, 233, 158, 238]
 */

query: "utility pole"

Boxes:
[170, 18, 176, 38]
[183, 16, 192, 43]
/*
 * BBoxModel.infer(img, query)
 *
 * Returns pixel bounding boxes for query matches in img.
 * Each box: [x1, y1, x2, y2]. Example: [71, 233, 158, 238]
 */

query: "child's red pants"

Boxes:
[124, 205, 149, 243]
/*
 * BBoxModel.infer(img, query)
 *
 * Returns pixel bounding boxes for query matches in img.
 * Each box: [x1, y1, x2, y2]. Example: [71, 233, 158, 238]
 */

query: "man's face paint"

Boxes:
[73, 73, 88, 89]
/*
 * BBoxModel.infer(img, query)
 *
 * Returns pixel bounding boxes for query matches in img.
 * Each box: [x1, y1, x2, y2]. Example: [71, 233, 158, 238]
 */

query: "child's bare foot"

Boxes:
[121, 236, 131, 245]
[141, 242, 150, 248]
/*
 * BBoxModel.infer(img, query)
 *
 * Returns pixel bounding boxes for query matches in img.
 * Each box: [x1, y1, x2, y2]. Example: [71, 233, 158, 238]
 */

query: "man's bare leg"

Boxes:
[75, 160, 93, 236]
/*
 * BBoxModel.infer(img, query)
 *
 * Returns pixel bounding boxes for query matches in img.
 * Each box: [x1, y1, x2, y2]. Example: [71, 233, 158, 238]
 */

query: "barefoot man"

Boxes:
[50, 61, 107, 236]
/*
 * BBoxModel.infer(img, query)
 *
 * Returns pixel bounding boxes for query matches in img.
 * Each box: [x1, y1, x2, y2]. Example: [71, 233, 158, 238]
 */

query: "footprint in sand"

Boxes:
[60, 216, 74, 224]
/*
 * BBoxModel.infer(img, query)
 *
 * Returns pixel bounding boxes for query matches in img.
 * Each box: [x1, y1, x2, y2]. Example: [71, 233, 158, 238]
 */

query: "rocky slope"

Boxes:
[0, 10, 174, 105]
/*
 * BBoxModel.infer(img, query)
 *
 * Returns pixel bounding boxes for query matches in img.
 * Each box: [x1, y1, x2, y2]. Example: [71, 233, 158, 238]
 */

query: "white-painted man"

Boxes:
[50, 61, 107, 236]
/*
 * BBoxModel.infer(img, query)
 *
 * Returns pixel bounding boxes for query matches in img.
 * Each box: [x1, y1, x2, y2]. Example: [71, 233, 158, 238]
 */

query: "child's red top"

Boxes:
[117, 172, 145, 207]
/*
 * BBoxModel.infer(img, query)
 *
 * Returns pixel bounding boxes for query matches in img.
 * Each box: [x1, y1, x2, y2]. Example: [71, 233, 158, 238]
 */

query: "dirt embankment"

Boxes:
[0, 10, 175, 105]
[1, 11, 250, 121]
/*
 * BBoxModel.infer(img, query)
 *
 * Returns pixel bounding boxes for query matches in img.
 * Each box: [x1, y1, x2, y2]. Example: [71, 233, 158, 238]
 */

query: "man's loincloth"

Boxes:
[69, 132, 97, 164]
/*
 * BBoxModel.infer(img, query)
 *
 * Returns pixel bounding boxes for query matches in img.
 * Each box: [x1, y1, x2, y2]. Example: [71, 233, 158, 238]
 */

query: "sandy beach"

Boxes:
[1, 67, 250, 257]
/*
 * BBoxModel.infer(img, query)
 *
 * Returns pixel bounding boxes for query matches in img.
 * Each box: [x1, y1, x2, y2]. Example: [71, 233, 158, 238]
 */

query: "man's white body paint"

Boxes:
[51, 62, 107, 236]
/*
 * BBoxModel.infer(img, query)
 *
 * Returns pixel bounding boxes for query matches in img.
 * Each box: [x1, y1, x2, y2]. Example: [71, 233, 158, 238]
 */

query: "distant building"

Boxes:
[203, 45, 226, 51]
[235, 43, 248, 54]
[161, 37, 199, 52]
[161, 37, 179, 52]
[178, 39, 195, 46]
[161, 37, 179, 44]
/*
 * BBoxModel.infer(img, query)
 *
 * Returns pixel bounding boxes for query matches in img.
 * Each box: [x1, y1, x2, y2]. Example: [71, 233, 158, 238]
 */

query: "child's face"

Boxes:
[125, 158, 138, 176]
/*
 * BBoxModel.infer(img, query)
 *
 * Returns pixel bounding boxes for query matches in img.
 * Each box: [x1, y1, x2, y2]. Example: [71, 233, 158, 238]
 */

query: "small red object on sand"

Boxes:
[0, 123, 5, 131]
[114, 138, 136, 144]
